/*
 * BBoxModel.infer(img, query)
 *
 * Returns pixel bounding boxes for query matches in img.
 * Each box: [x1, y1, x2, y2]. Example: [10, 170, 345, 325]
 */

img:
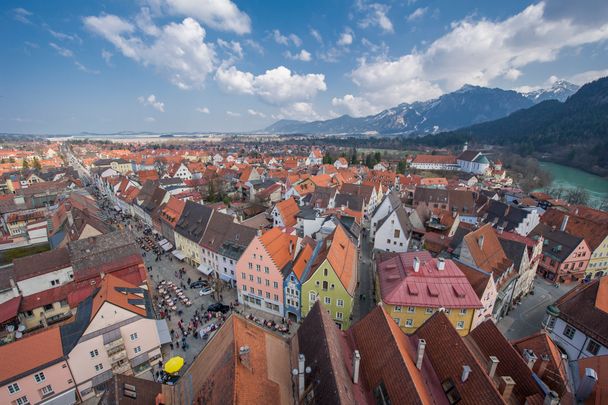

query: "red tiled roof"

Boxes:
[0, 296, 21, 324]
[259, 228, 298, 270]
[412, 154, 457, 164]
[275, 197, 300, 227]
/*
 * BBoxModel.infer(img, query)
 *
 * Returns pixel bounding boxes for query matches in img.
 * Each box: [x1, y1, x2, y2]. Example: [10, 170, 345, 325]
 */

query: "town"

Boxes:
[0, 137, 605, 405]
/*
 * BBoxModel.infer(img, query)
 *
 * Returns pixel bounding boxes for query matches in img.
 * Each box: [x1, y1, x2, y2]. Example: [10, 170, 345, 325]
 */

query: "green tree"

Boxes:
[374, 151, 382, 164]
[207, 180, 216, 202]
[365, 153, 374, 168]
[22, 159, 30, 170]
[350, 148, 358, 165]
[397, 160, 406, 174]
[322, 153, 333, 164]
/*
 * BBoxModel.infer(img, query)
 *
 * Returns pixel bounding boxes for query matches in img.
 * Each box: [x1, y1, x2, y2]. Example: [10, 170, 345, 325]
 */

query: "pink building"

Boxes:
[236, 227, 299, 316]
[0, 327, 77, 405]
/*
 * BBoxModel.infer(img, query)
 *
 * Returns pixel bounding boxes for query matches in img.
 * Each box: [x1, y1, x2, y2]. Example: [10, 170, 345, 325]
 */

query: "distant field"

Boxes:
[0, 243, 51, 266]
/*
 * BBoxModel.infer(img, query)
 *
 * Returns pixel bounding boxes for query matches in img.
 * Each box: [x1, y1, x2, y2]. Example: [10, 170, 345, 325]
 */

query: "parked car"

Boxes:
[207, 303, 230, 313]
[190, 280, 209, 289]
[199, 287, 215, 296]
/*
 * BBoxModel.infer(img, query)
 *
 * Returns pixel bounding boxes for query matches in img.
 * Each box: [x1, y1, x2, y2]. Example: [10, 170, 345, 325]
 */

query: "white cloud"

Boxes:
[337, 30, 353, 46]
[215, 65, 326, 105]
[75, 61, 100, 74]
[285, 49, 312, 62]
[272, 29, 301, 47]
[331, 94, 378, 117]
[85, 14, 216, 89]
[13, 8, 32, 24]
[49, 42, 74, 58]
[144, 116, 156, 122]
[407, 7, 428, 22]
[48, 29, 81, 43]
[310, 28, 323, 44]
[138, 94, 165, 112]
[196, 107, 210, 113]
[101, 49, 113, 65]
[358, 2, 394, 33]
[279, 102, 323, 121]
[334, 1, 608, 116]
[226, 110, 241, 117]
[247, 109, 266, 118]
[568, 69, 608, 85]
[217, 39, 243, 63]
[245, 39, 264, 55]
[155, 0, 251, 35]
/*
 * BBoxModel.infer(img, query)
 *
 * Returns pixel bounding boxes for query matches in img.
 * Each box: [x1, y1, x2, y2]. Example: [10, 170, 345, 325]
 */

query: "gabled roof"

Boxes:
[467, 320, 544, 403]
[13, 246, 71, 281]
[160, 196, 186, 228]
[457, 150, 482, 162]
[297, 301, 366, 404]
[325, 223, 358, 294]
[453, 260, 492, 299]
[349, 305, 435, 405]
[335, 193, 364, 212]
[91, 274, 151, 320]
[553, 277, 608, 347]
[274, 197, 300, 227]
[415, 312, 506, 404]
[174, 200, 213, 242]
[541, 208, 608, 251]
[462, 224, 513, 281]
[259, 227, 298, 271]
[529, 223, 585, 262]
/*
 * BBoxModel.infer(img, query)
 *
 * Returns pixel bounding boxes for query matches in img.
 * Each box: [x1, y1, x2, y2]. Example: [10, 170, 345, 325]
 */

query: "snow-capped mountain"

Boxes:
[520, 80, 580, 103]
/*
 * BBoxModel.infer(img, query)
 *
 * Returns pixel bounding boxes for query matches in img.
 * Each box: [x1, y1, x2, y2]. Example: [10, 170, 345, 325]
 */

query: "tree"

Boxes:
[350, 148, 358, 165]
[365, 153, 375, 168]
[397, 160, 406, 174]
[22, 159, 29, 170]
[207, 180, 216, 202]
[373, 151, 382, 164]
[565, 187, 590, 205]
[322, 153, 333, 164]
[32, 157, 41, 170]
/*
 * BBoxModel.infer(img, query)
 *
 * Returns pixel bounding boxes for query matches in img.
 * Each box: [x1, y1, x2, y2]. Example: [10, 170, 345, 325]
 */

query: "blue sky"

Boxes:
[1, 0, 607, 134]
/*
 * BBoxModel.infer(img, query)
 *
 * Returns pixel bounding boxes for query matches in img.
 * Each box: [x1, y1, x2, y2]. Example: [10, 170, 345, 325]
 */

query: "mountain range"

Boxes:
[264, 80, 579, 135]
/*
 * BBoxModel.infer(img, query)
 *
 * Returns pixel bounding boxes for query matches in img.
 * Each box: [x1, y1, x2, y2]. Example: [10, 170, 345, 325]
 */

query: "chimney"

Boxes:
[499, 376, 516, 402]
[544, 390, 560, 405]
[413, 257, 420, 273]
[416, 339, 426, 370]
[239, 346, 251, 370]
[575, 368, 598, 402]
[487, 356, 499, 379]
[522, 349, 538, 369]
[532, 354, 550, 378]
[461, 365, 472, 382]
[67, 209, 74, 226]
[289, 240, 294, 255]
[560, 215, 569, 232]
[478, 235, 484, 249]
[437, 258, 445, 271]
[352, 350, 361, 384]
[298, 354, 306, 398]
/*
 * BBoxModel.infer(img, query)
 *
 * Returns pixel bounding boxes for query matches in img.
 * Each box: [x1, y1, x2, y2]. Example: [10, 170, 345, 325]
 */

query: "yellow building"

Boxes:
[586, 234, 608, 279]
[375, 251, 482, 336]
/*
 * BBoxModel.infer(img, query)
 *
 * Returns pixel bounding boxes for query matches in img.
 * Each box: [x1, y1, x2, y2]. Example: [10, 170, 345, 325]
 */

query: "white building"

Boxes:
[373, 205, 413, 254]
[370, 191, 402, 240]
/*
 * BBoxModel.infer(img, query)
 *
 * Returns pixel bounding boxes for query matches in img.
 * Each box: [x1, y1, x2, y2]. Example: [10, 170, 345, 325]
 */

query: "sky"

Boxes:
[1, 0, 607, 134]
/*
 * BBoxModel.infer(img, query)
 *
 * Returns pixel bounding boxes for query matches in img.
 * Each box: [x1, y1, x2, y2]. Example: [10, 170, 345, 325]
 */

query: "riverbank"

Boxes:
[537, 161, 608, 208]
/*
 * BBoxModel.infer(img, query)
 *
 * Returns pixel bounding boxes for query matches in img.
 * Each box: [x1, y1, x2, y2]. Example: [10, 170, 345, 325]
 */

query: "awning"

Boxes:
[161, 242, 173, 252]
[197, 264, 213, 275]
[159, 238, 169, 246]
[172, 250, 186, 260]
[219, 272, 234, 283]
[156, 319, 172, 345]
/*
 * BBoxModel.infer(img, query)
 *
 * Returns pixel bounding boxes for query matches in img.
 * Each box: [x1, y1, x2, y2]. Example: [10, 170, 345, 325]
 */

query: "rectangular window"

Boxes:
[394, 229, 400, 238]
[130, 332, 138, 341]
[242, 285, 246, 291]
[265, 279, 270, 286]
[394, 317, 400, 325]
[405, 319, 414, 327]
[407, 306, 415, 313]
[258, 289, 262, 296]
[309, 292, 316, 302]
[94, 363, 103, 372]
[250, 287, 254, 293]
[563, 325, 576, 340]
[425, 308, 434, 314]
[256, 264, 261, 272]
[134, 346, 141, 354]
[394, 305, 402, 312]
[248, 262, 253, 269]
[587, 340, 600, 355]
[43, 304, 54, 311]
[90, 349, 99, 358]
[459, 309, 467, 315]
[34, 372, 45, 383]
[15, 396, 29, 405]
[273, 281, 279, 288]
[456, 321, 465, 330]
[40, 385, 53, 396]
[336, 312, 343, 320]
[324, 297, 331, 305]
[257, 277, 261, 284]
[266, 292, 270, 299]
[337, 299, 344, 307]
[445, 308, 451, 314]
[7, 383, 20, 395]
[274, 294, 279, 301]
[241, 272, 246, 280]
[264, 266, 269, 273]
[249, 275, 254, 281]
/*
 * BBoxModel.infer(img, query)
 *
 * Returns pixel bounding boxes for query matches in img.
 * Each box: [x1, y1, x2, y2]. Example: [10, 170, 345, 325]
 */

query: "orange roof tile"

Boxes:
[0, 327, 64, 383]
[275, 198, 300, 227]
[259, 228, 298, 270]
[91, 274, 148, 320]
[326, 224, 357, 294]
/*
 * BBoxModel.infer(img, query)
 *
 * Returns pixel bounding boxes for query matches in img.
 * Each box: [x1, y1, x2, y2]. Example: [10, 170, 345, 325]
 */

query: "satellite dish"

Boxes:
[5, 325, 14, 332]
[17, 324, 25, 332]
[15, 332, 23, 339]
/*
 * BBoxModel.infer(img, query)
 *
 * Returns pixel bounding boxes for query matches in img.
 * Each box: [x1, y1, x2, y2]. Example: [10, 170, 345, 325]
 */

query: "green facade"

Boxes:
[301, 258, 355, 330]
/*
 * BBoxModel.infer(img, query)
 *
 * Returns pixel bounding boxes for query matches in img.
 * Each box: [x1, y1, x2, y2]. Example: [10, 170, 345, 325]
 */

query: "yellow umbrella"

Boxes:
[164, 356, 185, 374]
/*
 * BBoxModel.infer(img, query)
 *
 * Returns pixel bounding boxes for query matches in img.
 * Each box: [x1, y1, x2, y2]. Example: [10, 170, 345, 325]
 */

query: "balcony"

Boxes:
[109, 349, 127, 364]
[104, 337, 125, 351]
[112, 361, 131, 374]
